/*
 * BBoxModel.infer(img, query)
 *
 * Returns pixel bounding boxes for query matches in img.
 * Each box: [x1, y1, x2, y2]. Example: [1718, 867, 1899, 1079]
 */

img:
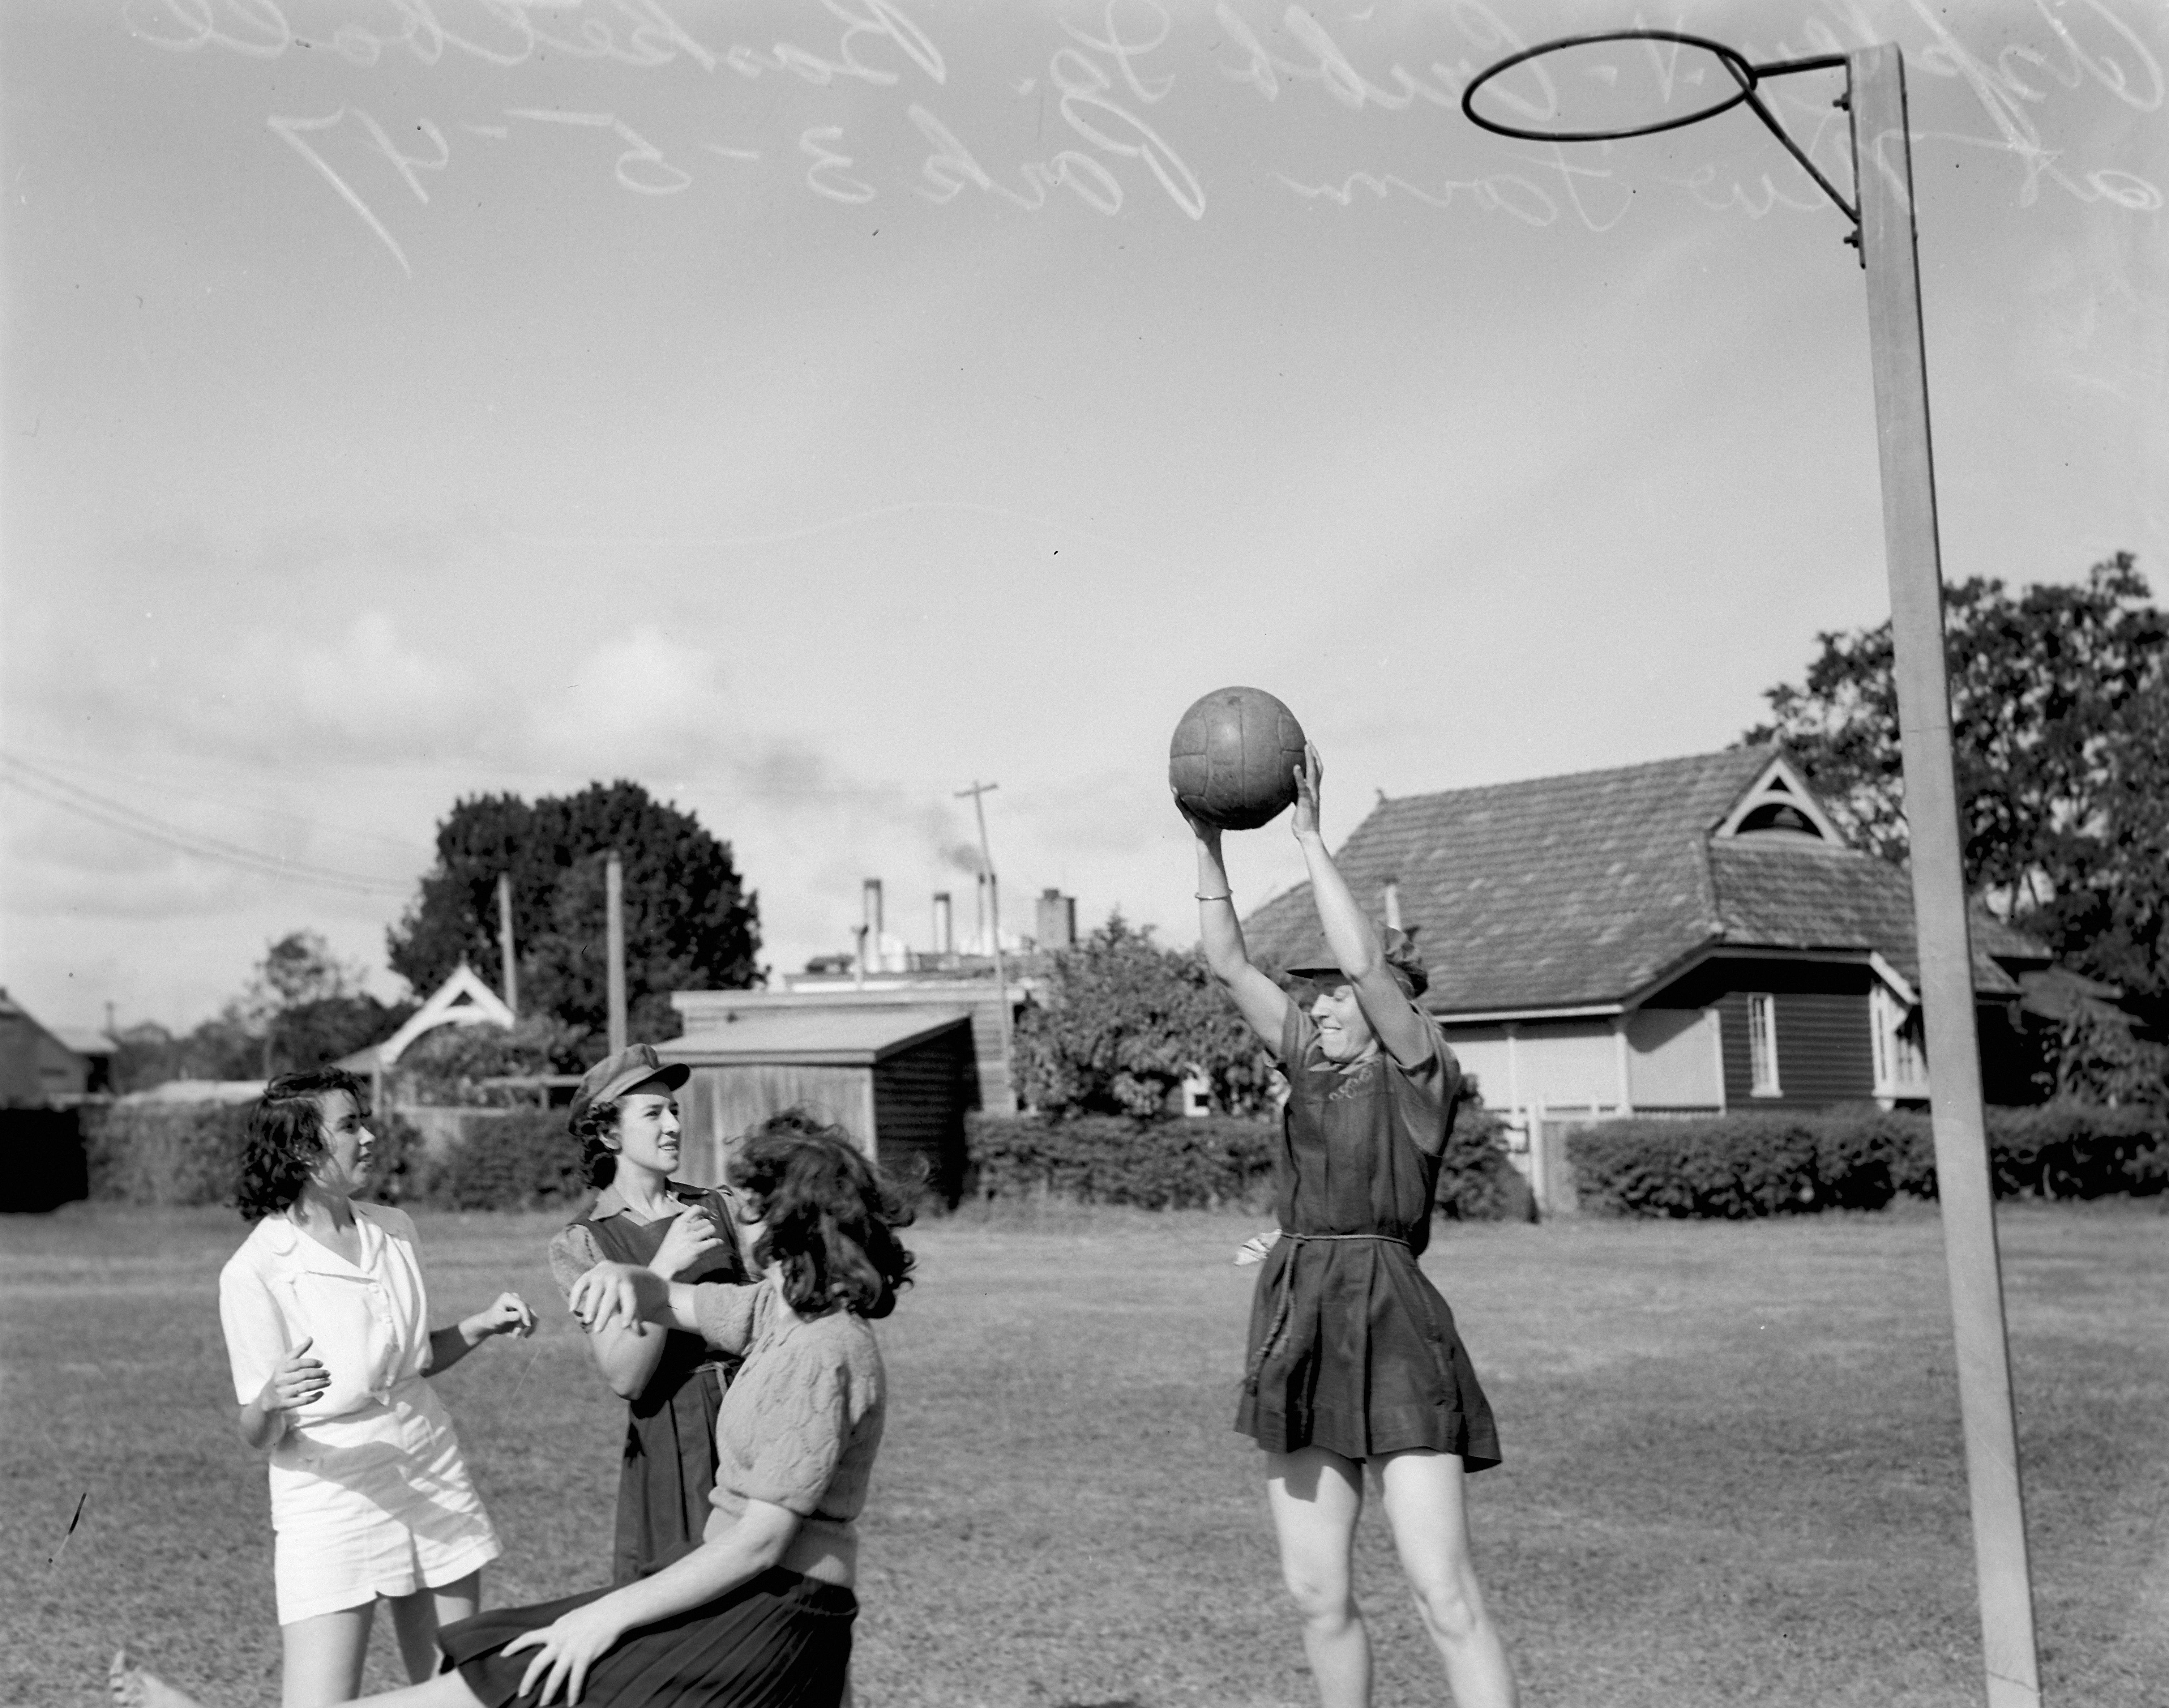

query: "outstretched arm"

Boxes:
[1292, 746, 1434, 1069]
[568, 1262, 705, 1339]
[1180, 795, 1292, 1048]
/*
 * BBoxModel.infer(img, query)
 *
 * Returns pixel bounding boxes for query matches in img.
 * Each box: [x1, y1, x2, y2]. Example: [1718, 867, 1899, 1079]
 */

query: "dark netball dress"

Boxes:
[1235, 1004, 1502, 1468]
[551, 1183, 753, 1583]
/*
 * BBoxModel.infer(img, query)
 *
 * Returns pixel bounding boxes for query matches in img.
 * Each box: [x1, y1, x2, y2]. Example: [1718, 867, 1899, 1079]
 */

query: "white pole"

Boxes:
[957, 781, 1015, 1114]
[1852, 43, 2040, 1707]
[606, 851, 628, 1056]
[496, 872, 519, 1016]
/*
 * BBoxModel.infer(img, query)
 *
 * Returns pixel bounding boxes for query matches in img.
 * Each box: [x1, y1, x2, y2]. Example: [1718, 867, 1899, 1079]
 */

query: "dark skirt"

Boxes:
[615, 1360, 725, 1584]
[438, 1566, 856, 1708]
[1235, 1236, 1501, 1469]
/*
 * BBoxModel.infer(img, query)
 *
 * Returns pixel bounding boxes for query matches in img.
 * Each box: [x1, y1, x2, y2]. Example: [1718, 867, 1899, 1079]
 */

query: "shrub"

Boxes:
[81, 1101, 425, 1210]
[963, 1106, 1523, 1220]
[966, 1114, 1277, 1210]
[1434, 1105, 1528, 1221]
[1567, 1103, 2168, 1218]
[421, 1109, 586, 1211]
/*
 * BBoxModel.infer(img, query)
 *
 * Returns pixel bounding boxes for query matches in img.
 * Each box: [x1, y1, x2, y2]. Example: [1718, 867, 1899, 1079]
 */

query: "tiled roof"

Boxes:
[1705, 840, 2021, 995]
[1240, 746, 2039, 1012]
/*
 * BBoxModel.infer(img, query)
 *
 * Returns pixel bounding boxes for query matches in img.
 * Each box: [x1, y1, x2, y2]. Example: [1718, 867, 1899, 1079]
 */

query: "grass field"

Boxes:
[4, 1200, 2165, 1708]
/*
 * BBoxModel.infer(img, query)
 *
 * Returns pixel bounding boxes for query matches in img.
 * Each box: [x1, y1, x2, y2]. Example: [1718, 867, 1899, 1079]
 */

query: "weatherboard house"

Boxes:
[1239, 747, 2049, 1199]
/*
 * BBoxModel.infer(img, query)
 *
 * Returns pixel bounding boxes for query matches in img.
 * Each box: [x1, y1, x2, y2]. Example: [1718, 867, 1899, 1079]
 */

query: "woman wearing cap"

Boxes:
[548, 1045, 752, 1584]
[118, 1111, 911, 1708]
[215, 1068, 536, 1708]
[1180, 746, 1518, 1708]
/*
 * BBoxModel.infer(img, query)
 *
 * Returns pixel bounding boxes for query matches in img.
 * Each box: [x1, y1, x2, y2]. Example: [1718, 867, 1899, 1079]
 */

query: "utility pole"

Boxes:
[955, 780, 1014, 1114]
[606, 851, 628, 1056]
[496, 872, 519, 1016]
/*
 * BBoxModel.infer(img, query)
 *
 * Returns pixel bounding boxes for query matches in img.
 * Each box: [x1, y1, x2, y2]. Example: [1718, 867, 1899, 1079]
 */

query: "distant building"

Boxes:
[0, 989, 99, 1106]
[1238, 747, 2052, 1207]
[663, 1000, 980, 1202]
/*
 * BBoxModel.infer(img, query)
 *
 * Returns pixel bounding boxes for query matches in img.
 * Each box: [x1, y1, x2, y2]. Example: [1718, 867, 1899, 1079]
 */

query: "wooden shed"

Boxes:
[663, 1007, 978, 1203]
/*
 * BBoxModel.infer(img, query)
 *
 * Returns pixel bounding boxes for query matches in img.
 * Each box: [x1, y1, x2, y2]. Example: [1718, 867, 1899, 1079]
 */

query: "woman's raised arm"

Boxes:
[1180, 794, 1292, 1048]
[1292, 746, 1433, 1069]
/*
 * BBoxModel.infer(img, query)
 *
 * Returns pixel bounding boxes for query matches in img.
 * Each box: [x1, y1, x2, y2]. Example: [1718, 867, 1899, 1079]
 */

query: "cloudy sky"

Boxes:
[3, 0, 2162, 1032]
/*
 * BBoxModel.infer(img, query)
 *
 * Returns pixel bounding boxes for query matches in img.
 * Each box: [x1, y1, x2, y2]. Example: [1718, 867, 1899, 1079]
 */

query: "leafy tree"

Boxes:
[1014, 913, 1276, 1119]
[1746, 552, 2168, 1004]
[386, 781, 761, 1053]
[270, 994, 415, 1075]
[111, 934, 414, 1089]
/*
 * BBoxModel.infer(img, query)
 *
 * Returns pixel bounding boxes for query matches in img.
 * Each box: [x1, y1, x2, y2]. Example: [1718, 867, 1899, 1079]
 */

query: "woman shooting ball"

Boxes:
[1182, 746, 1518, 1708]
[215, 1069, 535, 1707]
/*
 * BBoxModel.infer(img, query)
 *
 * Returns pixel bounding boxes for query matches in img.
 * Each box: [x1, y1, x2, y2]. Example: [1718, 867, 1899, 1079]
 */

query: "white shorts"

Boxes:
[268, 1376, 502, 1624]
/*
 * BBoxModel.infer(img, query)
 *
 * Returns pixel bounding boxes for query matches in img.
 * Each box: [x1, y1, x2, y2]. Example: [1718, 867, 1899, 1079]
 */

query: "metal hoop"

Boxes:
[1460, 30, 1860, 232]
[1460, 29, 1759, 143]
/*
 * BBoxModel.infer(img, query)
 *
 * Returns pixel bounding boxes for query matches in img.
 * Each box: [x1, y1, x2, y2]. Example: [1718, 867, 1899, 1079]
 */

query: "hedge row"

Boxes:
[1566, 1103, 2169, 1220]
[81, 1099, 1529, 1220]
[964, 1108, 1526, 1220]
[82, 1102, 429, 1209]
[425, 1110, 590, 1211]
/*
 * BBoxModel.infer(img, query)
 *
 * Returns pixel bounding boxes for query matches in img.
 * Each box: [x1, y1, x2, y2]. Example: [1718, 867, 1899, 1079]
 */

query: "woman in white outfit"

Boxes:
[218, 1068, 535, 1707]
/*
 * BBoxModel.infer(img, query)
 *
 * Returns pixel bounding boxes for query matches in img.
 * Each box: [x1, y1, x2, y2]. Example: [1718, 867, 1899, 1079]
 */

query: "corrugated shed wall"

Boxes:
[679, 1065, 876, 1186]
[872, 1026, 974, 1202]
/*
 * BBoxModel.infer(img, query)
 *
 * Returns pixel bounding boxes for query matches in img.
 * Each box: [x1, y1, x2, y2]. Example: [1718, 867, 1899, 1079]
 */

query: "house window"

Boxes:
[1748, 994, 1781, 1096]
[1870, 985, 1927, 1094]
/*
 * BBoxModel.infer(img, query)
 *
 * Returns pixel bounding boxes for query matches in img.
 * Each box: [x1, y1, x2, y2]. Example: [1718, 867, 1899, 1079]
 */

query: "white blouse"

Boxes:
[219, 1201, 434, 1425]
[217, 1201, 501, 1622]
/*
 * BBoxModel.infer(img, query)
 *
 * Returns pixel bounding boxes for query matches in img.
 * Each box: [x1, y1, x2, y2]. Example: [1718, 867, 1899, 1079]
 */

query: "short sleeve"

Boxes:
[1278, 1002, 1319, 1073]
[1391, 1010, 1462, 1157]
[692, 1280, 767, 1357]
[735, 1352, 851, 1517]
[548, 1223, 606, 1305]
[218, 1254, 290, 1407]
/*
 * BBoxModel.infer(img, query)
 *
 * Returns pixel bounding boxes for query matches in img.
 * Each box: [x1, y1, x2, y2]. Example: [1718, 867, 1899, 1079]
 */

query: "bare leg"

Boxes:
[387, 1571, 480, 1684]
[1265, 1447, 1370, 1708]
[1375, 1449, 1518, 1708]
[113, 1650, 485, 1708]
[281, 1604, 374, 1708]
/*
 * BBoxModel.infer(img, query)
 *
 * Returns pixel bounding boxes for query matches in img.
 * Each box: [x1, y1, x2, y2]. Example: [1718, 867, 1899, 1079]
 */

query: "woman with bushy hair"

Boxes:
[215, 1067, 535, 1707]
[122, 1110, 912, 1708]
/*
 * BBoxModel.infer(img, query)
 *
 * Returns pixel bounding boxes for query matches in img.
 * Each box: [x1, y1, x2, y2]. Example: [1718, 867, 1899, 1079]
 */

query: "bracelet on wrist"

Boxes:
[1195, 891, 1233, 902]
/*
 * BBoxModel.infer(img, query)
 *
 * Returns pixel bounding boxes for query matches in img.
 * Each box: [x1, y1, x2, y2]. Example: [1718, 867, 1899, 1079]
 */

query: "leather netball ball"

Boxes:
[1169, 687, 1308, 830]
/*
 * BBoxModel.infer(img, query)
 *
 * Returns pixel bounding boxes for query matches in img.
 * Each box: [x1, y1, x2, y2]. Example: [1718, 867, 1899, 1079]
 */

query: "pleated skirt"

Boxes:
[1235, 1237, 1501, 1468]
[438, 1566, 855, 1708]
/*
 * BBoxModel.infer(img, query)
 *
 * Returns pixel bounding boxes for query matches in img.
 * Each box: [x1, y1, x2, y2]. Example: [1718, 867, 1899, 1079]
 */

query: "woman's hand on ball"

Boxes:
[1171, 786, 1221, 847]
[1292, 743, 1324, 841]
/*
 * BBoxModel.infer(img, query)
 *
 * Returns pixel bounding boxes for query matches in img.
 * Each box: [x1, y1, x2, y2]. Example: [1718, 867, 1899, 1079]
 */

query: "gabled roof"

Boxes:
[663, 1007, 972, 1066]
[1240, 746, 2040, 1014]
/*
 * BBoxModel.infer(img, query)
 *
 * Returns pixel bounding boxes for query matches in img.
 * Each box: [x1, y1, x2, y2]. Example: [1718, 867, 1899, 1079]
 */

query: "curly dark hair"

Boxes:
[237, 1068, 367, 1221]
[571, 1098, 624, 1189]
[730, 1109, 915, 1320]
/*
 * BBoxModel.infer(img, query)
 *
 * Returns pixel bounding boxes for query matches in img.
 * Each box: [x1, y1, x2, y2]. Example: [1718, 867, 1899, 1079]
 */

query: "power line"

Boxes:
[0, 753, 413, 897]
[12, 745, 429, 855]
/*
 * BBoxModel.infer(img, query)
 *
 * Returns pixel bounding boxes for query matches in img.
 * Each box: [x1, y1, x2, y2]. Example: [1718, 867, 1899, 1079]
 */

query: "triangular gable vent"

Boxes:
[1714, 756, 1847, 847]
[375, 962, 517, 1067]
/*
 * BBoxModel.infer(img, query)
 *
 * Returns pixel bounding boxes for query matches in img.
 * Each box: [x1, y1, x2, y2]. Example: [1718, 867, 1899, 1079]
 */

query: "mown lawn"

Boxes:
[3, 1199, 2164, 1707]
